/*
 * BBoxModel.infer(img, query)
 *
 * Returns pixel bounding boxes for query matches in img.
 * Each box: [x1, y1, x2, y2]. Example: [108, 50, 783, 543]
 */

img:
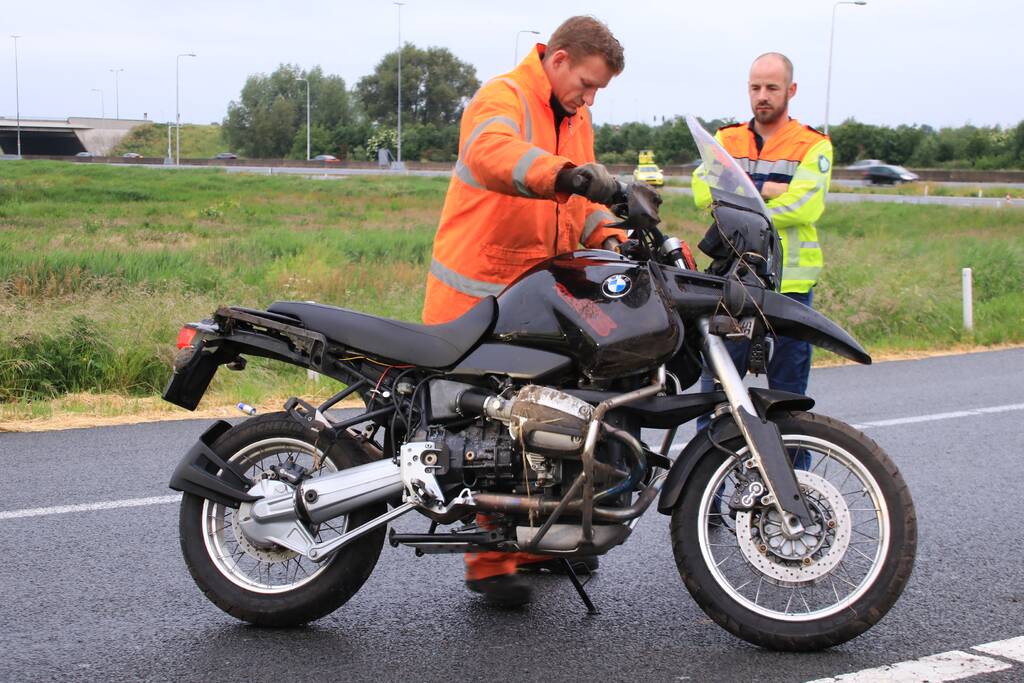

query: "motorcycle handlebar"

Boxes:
[571, 172, 629, 207]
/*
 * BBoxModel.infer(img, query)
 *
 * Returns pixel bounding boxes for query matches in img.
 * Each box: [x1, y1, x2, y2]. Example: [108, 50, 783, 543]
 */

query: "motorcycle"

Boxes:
[164, 116, 916, 651]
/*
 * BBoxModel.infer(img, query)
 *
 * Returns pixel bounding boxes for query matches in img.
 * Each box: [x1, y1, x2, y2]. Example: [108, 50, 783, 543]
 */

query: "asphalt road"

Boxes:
[143, 163, 1024, 208]
[661, 185, 1023, 209]
[2, 348, 1023, 682]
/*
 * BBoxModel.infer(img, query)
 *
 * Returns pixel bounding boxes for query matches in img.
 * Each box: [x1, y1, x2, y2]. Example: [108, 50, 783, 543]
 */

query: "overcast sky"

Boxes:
[4, 0, 1022, 131]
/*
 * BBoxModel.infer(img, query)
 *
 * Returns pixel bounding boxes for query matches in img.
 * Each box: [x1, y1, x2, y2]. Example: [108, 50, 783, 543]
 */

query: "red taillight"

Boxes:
[176, 326, 198, 349]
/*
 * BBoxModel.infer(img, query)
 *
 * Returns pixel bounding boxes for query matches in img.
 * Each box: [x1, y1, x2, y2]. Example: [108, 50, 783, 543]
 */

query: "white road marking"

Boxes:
[806, 650, 1012, 683]
[0, 494, 181, 521]
[852, 402, 1024, 429]
[974, 635, 1024, 662]
[663, 402, 1024, 454]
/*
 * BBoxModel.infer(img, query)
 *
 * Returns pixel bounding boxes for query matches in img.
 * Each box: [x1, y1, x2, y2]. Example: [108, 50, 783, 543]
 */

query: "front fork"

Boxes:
[663, 238, 812, 535]
[699, 317, 812, 536]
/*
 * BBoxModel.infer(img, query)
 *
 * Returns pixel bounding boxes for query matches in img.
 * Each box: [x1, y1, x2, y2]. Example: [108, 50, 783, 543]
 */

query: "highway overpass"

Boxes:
[0, 116, 149, 155]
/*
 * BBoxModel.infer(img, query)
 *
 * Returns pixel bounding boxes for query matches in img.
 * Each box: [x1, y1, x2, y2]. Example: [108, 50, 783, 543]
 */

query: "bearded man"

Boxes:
[692, 53, 833, 442]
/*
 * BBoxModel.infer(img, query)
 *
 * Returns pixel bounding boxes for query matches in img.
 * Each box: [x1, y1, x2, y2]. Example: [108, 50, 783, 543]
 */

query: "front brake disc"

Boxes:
[734, 470, 852, 583]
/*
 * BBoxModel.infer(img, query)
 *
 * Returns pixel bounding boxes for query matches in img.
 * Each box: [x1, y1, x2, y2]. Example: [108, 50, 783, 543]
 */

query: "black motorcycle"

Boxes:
[164, 116, 915, 651]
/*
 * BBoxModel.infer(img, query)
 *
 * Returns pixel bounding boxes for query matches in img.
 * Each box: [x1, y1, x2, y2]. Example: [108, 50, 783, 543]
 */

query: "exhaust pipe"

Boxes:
[299, 458, 403, 524]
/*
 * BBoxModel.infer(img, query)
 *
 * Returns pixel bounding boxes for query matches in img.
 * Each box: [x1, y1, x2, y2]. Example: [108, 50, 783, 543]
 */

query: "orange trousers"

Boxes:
[464, 513, 549, 580]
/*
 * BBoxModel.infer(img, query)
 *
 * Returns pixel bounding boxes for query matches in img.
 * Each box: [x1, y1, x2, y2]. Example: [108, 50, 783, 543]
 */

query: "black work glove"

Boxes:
[555, 163, 620, 205]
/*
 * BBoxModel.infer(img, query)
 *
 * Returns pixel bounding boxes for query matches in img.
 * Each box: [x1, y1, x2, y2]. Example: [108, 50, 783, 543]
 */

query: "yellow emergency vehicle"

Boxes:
[633, 150, 664, 187]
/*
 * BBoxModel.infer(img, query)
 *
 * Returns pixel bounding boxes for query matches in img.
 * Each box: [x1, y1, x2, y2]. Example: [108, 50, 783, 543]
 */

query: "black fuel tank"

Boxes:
[493, 250, 682, 380]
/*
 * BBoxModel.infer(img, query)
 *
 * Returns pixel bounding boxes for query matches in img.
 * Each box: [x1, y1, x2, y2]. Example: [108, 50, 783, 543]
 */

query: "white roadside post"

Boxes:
[962, 267, 973, 332]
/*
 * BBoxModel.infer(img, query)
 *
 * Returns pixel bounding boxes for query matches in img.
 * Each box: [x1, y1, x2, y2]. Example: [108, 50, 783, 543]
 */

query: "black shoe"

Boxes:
[465, 574, 533, 607]
[519, 556, 599, 575]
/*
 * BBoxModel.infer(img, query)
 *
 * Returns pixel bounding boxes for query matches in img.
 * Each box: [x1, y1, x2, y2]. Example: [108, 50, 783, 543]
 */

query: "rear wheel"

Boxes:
[670, 411, 916, 651]
[179, 413, 386, 626]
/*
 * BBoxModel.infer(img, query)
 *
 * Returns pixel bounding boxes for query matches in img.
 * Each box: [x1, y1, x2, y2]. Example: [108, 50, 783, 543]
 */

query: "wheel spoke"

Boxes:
[829, 575, 842, 602]
[850, 546, 877, 563]
[199, 438, 346, 593]
[799, 588, 812, 613]
[714, 546, 740, 568]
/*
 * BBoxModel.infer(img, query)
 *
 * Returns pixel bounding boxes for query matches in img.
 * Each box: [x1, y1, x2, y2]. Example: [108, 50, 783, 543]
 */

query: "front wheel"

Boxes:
[671, 411, 916, 651]
[179, 413, 387, 627]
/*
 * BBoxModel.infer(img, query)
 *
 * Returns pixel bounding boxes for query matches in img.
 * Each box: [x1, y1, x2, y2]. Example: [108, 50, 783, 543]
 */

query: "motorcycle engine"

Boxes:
[432, 385, 595, 494]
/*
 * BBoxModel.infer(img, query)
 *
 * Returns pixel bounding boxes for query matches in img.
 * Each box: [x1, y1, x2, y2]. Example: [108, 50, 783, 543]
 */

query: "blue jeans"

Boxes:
[697, 289, 814, 470]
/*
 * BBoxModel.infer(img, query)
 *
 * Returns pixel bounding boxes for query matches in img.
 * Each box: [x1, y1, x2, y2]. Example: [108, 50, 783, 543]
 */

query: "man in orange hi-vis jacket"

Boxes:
[422, 16, 627, 607]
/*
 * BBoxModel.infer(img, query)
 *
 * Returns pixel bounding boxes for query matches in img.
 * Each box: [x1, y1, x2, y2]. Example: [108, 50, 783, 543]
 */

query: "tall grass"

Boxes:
[1, 160, 1021, 406]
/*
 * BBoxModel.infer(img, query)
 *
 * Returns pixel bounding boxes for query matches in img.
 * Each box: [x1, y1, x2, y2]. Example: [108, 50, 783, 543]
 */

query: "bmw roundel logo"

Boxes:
[602, 274, 632, 298]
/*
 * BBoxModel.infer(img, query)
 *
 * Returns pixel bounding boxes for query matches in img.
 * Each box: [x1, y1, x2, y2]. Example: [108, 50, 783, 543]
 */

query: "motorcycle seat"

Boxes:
[267, 296, 497, 368]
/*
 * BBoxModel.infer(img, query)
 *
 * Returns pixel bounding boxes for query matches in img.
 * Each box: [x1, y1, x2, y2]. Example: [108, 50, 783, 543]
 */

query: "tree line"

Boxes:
[222, 45, 477, 162]
[223, 45, 1024, 170]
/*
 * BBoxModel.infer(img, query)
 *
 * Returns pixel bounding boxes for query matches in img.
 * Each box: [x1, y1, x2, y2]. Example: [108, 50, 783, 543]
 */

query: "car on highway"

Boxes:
[213, 152, 238, 160]
[313, 154, 340, 163]
[861, 163, 919, 185]
[122, 152, 143, 159]
[75, 151, 95, 157]
[846, 159, 883, 170]
[633, 164, 665, 187]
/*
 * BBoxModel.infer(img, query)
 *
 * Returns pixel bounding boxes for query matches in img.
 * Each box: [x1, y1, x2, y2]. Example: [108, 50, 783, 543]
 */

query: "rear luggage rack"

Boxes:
[216, 306, 329, 365]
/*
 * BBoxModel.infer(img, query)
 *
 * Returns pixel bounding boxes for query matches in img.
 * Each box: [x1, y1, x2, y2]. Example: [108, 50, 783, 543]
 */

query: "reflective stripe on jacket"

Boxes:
[423, 44, 624, 324]
[692, 118, 832, 294]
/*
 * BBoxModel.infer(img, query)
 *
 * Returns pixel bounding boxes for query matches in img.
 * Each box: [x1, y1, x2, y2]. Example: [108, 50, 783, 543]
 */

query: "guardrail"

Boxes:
[11, 155, 1024, 184]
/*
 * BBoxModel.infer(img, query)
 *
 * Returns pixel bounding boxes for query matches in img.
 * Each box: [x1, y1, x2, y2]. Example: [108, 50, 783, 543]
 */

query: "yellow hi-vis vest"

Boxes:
[692, 119, 832, 294]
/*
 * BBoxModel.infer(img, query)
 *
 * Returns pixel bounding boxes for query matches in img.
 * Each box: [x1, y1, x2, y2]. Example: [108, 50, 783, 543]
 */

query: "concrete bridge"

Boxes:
[0, 116, 149, 156]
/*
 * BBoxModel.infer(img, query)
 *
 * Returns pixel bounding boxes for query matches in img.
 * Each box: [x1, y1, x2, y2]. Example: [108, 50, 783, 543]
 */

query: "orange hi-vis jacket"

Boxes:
[422, 45, 626, 325]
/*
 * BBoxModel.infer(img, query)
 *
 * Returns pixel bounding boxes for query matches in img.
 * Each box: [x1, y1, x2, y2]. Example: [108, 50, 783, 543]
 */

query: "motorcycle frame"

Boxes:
[166, 189, 870, 558]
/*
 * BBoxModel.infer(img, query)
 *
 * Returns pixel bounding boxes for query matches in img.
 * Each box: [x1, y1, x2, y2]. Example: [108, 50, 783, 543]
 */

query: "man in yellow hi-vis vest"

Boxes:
[692, 52, 832, 447]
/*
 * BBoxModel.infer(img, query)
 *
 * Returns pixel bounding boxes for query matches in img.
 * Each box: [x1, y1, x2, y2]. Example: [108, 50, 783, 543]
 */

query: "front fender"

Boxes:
[760, 290, 871, 365]
[663, 269, 871, 365]
[656, 389, 814, 514]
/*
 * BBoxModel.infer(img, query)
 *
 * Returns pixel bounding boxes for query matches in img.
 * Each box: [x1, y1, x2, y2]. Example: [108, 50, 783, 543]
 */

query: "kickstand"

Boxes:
[561, 559, 599, 615]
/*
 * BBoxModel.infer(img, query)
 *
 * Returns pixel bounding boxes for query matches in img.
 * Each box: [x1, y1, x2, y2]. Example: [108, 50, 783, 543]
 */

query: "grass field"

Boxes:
[1, 160, 1021, 421]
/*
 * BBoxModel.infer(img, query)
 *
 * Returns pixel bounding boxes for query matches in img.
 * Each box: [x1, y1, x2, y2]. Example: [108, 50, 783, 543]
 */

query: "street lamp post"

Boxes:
[176, 52, 196, 165]
[394, 2, 405, 168]
[297, 77, 310, 160]
[11, 35, 21, 157]
[824, 0, 866, 136]
[514, 29, 540, 66]
[91, 88, 105, 118]
[110, 68, 124, 119]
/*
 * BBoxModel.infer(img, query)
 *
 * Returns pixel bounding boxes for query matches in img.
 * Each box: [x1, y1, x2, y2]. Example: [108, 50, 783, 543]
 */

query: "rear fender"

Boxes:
[168, 420, 260, 508]
[163, 308, 327, 411]
[656, 389, 814, 514]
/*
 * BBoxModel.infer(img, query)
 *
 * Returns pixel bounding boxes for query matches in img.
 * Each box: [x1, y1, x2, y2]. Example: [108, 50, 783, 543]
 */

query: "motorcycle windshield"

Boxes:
[686, 115, 769, 217]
